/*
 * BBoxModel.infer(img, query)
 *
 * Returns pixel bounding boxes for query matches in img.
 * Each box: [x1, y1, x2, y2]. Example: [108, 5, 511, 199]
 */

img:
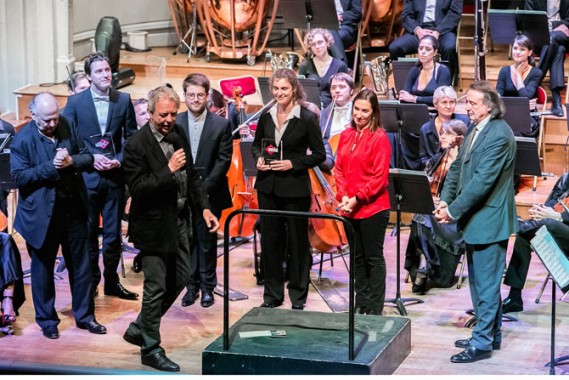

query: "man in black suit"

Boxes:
[389, 0, 462, 82]
[10, 92, 106, 339]
[62, 52, 139, 301]
[330, 0, 362, 64]
[122, 86, 219, 372]
[525, 0, 569, 116]
[177, 74, 233, 308]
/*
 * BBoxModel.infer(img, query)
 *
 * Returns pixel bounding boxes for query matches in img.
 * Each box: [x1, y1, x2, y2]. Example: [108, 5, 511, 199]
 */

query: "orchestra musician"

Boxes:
[420, 86, 470, 170]
[502, 173, 569, 314]
[122, 86, 219, 372]
[525, 0, 569, 117]
[405, 119, 468, 294]
[177, 73, 233, 309]
[329, 0, 362, 65]
[389, 0, 462, 83]
[62, 52, 139, 301]
[335, 89, 391, 315]
[66, 71, 90, 95]
[399, 35, 452, 107]
[436, 81, 517, 363]
[320, 72, 355, 144]
[251, 68, 326, 310]
[298, 28, 350, 109]
[495, 34, 543, 137]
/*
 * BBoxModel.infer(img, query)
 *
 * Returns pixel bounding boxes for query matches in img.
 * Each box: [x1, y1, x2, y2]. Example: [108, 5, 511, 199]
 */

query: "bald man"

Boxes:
[11, 92, 106, 339]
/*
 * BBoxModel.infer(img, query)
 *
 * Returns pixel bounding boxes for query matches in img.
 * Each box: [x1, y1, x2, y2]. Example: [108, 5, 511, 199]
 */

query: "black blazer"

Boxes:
[176, 110, 233, 213]
[11, 117, 93, 249]
[525, 0, 569, 28]
[123, 124, 211, 253]
[62, 87, 137, 187]
[252, 106, 326, 198]
[340, 0, 363, 30]
[402, 0, 463, 35]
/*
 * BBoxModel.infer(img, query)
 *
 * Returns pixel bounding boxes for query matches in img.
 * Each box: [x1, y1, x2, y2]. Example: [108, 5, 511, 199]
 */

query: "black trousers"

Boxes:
[125, 216, 191, 356]
[86, 176, 124, 294]
[28, 197, 93, 329]
[350, 210, 390, 313]
[538, 31, 569, 91]
[258, 191, 312, 306]
[504, 219, 569, 289]
[388, 31, 458, 82]
[187, 209, 221, 293]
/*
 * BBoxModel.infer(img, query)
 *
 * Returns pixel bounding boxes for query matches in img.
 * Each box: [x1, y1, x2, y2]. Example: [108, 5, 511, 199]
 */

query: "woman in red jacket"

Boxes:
[335, 88, 391, 315]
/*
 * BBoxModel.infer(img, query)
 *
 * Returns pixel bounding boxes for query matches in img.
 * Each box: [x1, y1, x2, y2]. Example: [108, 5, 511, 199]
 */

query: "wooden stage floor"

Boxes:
[2, 202, 568, 376]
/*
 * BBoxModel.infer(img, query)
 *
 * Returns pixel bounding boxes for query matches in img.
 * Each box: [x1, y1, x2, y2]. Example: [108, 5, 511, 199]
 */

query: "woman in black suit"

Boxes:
[252, 68, 326, 310]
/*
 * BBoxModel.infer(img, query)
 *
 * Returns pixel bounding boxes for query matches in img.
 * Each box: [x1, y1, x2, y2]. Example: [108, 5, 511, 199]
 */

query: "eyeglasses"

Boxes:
[185, 93, 207, 100]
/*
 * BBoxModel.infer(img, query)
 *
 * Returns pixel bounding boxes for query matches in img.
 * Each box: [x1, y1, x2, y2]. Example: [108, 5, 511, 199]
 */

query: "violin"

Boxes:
[308, 166, 348, 252]
[428, 135, 463, 197]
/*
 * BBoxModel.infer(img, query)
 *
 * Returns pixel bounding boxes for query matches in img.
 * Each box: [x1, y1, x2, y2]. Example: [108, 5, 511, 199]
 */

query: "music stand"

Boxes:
[0, 133, 14, 190]
[279, 0, 339, 30]
[379, 102, 431, 170]
[386, 169, 433, 316]
[488, 10, 550, 49]
[258, 76, 322, 109]
[502, 97, 533, 136]
[392, 59, 418, 93]
[530, 226, 569, 374]
[515, 136, 542, 190]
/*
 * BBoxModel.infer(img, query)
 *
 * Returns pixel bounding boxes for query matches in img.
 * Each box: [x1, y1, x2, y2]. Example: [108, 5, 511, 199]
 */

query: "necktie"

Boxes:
[93, 96, 109, 102]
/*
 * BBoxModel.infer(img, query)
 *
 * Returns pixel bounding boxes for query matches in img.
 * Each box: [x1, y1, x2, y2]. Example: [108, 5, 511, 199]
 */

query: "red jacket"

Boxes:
[335, 127, 391, 219]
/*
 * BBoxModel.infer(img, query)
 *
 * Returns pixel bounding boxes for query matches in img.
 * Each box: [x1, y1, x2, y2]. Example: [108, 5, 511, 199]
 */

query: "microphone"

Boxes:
[164, 131, 182, 151]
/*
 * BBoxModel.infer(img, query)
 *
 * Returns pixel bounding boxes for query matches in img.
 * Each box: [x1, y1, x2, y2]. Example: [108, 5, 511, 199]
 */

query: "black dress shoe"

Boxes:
[260, 300, 283, 308]
[77, 320, 107, 334]
[291, 304, 304, 310]
[502, 297, 523, 314]
[450, 346, 492, 363]
[105, 283, 139, 300]
[141, 351, 180, 372]
[42, 326, 59, 339]
[123, 331, 143, 347]
[200, 291, 215, 308]
[366, 309, 382, 315]
[455, 337, 501, 350]
[181, 290, 199, 307]
[355, 306, 368, 315]
[132, 254, 142, 273]
[551, 95, 564, 117]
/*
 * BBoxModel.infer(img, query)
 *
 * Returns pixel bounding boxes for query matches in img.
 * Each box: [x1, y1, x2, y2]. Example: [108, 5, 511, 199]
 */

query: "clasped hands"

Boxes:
[415, 28, 440, 40]
[94, 153, 120, 171]
[53, 148, 73, 169]
[256, 157, 292, 172]
[338, 196, 357, 214]
[433, 199, 453, 224]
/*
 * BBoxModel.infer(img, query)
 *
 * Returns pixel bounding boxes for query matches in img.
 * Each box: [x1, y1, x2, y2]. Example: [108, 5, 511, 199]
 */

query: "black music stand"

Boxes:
[386, 169, 433, 316]
[488, 10, 550, 49]
[502, 97, 533, 136]
[530, 226, 569, 374]
[379, 102, 431, 170]
[0, 133, 14, 190]
[515, 136, 542, 190]
[392, 59, 418, 93]
[280, 0, 339, 31]
[258, 76, 322, 109]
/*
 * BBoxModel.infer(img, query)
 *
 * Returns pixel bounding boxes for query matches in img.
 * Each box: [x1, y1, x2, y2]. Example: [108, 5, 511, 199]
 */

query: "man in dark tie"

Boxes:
[122, 86, 219, 372]
[177, 73, 233, 309]
[525, 0, 569, 116]
[11, 92, 106, 339]
[389, 0, 462, 82]
[436, 81, 517, 363]
[62, 52, 139, 301]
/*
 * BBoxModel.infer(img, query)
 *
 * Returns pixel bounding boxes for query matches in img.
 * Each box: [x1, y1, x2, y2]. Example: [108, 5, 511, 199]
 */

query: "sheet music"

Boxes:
[530, 226, 569, 292]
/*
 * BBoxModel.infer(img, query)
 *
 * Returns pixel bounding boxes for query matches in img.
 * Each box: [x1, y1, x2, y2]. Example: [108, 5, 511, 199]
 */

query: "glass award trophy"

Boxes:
[262, 138, 281, 164]
[89, 133, 117, 159]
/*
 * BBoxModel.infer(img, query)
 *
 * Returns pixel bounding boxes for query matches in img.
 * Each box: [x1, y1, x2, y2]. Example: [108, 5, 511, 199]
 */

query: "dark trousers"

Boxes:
[330, 25, 358, 65]
[125, 216, 191, 356]
[350, 210, 390, 313]
[187, 209, 221, 293]
[538, 31, 569, 90]
[467, 240, 508, 351]
[388, 31, 458, 82]
[504, 219, 569, 289]
[86, 176, 124, 293]
[258, 191, 312, 306]
[28, 197, 93, 329]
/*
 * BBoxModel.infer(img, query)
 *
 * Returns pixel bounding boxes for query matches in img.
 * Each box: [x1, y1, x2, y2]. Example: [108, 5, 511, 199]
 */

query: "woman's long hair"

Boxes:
[350, 89, 382, 133]
[270, 68, 307, 107]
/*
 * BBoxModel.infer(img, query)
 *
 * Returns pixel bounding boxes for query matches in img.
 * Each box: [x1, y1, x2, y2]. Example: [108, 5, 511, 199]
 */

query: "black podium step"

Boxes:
[202, 307, 411, 375]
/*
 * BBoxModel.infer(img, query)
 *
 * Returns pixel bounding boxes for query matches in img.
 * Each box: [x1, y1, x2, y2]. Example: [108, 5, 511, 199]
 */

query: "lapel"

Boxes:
[105, 89, 120, 133]
[143, 125, 169, 168]
[83, 90, 100, 133]
[195, 111, 215, 163]
[177, 112, 190, 144]
[30, 123, 54, 162]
